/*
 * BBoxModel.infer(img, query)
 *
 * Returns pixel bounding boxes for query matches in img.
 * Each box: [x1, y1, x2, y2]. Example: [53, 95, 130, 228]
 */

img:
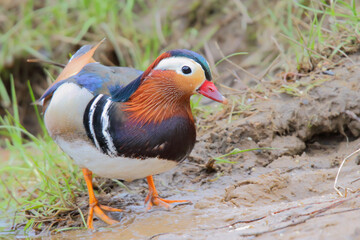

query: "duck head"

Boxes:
[141, 49, 227, 104]
[124, 49, 227, 124]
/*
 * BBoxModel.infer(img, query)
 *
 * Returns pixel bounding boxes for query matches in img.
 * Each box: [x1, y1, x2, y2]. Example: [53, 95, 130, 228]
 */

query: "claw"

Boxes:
[82, 168, 122, 229]
[145, 175, 191, 211]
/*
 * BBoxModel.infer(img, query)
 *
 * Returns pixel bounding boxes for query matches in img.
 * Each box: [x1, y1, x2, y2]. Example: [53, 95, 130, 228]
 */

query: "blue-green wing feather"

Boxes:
[40, 62, 143, 102]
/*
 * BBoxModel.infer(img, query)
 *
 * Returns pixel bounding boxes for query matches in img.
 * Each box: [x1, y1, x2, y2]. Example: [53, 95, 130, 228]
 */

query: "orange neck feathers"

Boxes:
[123, 71, 193, 125]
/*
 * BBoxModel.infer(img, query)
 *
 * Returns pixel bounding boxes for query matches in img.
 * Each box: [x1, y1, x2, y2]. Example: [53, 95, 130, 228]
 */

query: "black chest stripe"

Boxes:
[83, 94, 118, 157]
[108, 115, 196, 162]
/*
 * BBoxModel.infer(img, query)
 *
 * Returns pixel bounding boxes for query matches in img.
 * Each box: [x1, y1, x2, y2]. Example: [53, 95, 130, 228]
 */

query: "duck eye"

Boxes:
[181, 66, 192, 74]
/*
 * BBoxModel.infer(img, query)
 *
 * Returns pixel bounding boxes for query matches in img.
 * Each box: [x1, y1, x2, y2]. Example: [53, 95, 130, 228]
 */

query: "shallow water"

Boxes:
[2, 162, 360, 239]
[42, 165, 360, 239]
[56, 203, 243, 239]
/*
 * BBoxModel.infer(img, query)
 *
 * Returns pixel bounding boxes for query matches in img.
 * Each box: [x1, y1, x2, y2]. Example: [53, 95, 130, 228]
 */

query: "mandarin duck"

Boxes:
[39, 40, 227, 229]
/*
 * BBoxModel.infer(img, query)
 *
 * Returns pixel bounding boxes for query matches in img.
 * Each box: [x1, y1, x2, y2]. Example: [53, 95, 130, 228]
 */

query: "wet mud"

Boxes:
[2, 1, 360, 239]
[52, 55, 360, 239]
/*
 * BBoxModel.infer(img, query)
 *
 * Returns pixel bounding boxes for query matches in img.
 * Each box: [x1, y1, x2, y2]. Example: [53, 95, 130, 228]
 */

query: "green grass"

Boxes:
[0, 0, 229, 73]
[274, 77, 329, 97]
[1, 0, 170, 71]
[213, 147, 276, 164]
[0, 79, 84, 234]
[265, 0, 359, 69]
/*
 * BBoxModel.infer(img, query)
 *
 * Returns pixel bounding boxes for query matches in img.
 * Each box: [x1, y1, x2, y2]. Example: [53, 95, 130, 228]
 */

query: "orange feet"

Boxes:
[145, 175, 191, 211]
[82, 168, 122, 229]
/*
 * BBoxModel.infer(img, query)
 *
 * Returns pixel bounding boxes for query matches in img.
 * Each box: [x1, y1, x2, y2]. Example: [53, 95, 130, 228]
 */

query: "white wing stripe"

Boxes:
[88, 94, 103, 151]
[101, 99, 118, 156]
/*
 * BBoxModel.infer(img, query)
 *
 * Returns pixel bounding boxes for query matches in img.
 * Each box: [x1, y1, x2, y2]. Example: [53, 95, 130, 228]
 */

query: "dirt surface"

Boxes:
[45, 55, 360, 240]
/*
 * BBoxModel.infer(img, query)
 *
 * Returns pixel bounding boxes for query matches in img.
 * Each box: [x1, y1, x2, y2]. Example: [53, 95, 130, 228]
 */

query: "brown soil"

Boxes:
[53, 55, 360, 239]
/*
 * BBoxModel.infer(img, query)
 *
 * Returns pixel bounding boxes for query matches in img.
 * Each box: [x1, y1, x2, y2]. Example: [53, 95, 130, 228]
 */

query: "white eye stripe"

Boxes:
[154, 57, 202, 76]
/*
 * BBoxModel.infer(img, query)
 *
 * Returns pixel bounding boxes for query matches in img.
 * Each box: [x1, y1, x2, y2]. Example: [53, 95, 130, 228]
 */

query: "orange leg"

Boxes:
[145, 175, 191, 210]
[82, 168, 122, 229]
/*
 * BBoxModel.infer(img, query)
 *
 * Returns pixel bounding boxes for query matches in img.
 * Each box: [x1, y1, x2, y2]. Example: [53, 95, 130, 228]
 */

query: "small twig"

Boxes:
[291, 15, 332, 34]
[214, 42, 262, 82]
[213, 216, 266, 230]
[228, 99, 235, 123]
[11, 211, 18, 230]
[282, 72, 308, 83]
[155, 13, 166, 45]
[345, 110, 360, 122]
[238, 193, 360, 237]
[298, 193, 358, 217]
[316, 206, 360, 218]
[0, 177, 21, 205]
[258, 54, 281, 80]
[148, 216, 266, 239]
[228, 70, 267, 100]
[149, 232, 173, 240]
[272, 197, 339, 215]
[13, 175, 38, 199]
[334, 148, 360, 197]
[218, 83, 245, 93]
[27, 58, 66, 68]
[271, 36, 292, 69]
[204, 42, 219, 77]
[325, 44, 356, 65]
[350, 178, 360, 184]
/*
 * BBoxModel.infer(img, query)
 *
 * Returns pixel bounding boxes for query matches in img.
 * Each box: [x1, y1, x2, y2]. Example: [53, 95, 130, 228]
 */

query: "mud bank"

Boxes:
[50, 56, 360, 240]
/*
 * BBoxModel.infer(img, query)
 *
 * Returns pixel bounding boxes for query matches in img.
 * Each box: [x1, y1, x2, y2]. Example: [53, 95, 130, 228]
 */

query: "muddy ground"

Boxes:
[2, 1, 360, 239]
[44, 54, 360, 240]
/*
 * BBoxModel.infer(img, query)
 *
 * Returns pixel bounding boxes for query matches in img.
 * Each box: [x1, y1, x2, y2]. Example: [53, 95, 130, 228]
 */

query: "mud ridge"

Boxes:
[201, 56, 360, 165]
